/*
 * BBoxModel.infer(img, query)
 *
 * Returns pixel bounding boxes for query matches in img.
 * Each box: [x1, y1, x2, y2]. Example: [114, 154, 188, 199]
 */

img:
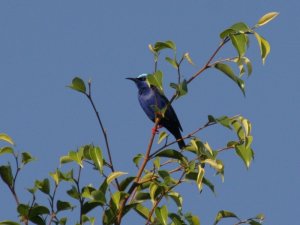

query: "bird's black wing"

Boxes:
[153, 86, 183, 131]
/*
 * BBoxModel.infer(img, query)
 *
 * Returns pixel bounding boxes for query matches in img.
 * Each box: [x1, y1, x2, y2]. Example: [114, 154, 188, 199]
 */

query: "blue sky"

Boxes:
[0, 1, 299, 224]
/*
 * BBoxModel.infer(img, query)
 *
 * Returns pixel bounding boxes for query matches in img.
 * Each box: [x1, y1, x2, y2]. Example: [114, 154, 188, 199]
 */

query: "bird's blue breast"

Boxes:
[138, 87, 166, 122]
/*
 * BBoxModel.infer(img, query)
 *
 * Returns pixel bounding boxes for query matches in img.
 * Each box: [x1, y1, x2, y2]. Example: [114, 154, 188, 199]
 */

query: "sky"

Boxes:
[0, 1, 299, 224]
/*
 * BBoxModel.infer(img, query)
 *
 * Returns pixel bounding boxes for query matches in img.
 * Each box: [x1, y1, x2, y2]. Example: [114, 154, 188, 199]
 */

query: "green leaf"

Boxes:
[21, 152, 35, 165]
[83, 145, 92, 160]
[254, 32, 270, 64]
[35, 178, 50, 194]
[231, 119, 245, 140]
[169, 213, 186, 225]
[230, 33, 247, 58]
[203, 159, 223, 172]
[165, 57, 178, 69]
[0, 221, 20, 225]
[107, 171, 127, 185]
[203, 142, 213, 156]
[82, 185, 96, 199]
[208, 115, 231, 129]
[50, 169, 73, 185]
[139, 172, 158, 184]
[148, 44, 156, 54]
[29, 205, 50, 217]
[185, 171, 197, 181]
[230, 22, 250, 33]
[135, 192, 151, 201]
[153, 156, 160, 170]
[213, 210, 239, 225]
[158, 131, 168, 144]
[59, 217, 67, 225]
[220, 28, 235, 39]
[67, 185, 80, 200]
[177, 79, 188, 98]
[256, 12, 279, 27]
[134, 204, 153, 221]
[82, 215, 95, 225]
[91, 190, 106, 205]
[17, 204, 30, 216]
[133, 153, 143, 167]
[0, 165, 13, 188]
[155, 206, 168, 225]
[0, 133, 14, 145]
[214, 63, 245, 96]
[155, 149, 185, 161]
[184, 52, 195, 66]
[158, 170, 173, 184]
[154, 40, 176, 52]
[0, 147, 14, 156]
[149, 183, 159, 204]
[249, 220, 262, 225]
[82, 202, 102, 215]
[27, 186, 38, 194]
[196, 166, 205, 191]
[99, 178, 109, 194]
[58, 169, 74, 182]
[90, 146, 104, 174]
[68, 77, 86, 93]
[168, 191, 183, 211]
[203, 177, 215, 194]
[220, 22, 250, 39]
[170, 80, 188, 98]
[49, 170, 60, 185]
[255, 213, 265, 220]
[147, 70, 164, 92]
[111, 191, 122, 209]
[185, 213, 200, 225]
[235, 143, 254, 168]
[102, 208, 116, 225]
[119, 176, 135, 191]
[233, 57, 252, 76]
[60, 151, 83, 167]
[57, 200, 73, 212]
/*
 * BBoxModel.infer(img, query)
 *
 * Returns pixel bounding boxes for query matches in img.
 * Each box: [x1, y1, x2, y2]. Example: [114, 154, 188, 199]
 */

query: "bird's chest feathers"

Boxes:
[138, 88, 166, 119]
[139, 88, 162, 107]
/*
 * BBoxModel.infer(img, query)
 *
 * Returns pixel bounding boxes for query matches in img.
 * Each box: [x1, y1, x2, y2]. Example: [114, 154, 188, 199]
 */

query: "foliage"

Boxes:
[0, 12, 278, 225]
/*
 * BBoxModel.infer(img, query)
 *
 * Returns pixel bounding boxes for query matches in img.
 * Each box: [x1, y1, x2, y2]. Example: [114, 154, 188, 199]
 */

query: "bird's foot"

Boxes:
[151, 125, 162, 135]
[152, 127, 159, 135]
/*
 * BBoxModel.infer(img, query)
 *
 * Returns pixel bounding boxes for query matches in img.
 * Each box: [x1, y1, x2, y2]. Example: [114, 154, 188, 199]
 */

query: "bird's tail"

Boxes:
[178, 139, 186, 149]
[173, 130, 186, 149]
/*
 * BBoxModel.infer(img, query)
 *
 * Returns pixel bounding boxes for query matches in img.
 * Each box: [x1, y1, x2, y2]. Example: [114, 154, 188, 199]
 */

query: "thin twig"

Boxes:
[47, 184, 58, 225]
[74, 166, 84, 225]
[85, 81, 120, 190]
[187, 37, 230, 84]
[150, 120, 215, 158]
[9, 153, 21, 206]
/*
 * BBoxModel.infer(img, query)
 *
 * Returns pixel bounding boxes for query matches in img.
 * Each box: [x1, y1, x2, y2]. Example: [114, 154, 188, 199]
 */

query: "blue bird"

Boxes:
[127, 74, 185, 149]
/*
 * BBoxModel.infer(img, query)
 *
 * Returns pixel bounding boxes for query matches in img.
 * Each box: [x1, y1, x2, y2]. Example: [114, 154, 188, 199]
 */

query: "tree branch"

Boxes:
[116, 119, 160, 225]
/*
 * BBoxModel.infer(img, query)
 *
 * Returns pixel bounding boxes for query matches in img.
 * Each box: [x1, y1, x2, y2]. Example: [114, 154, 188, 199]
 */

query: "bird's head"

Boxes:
[126, 73, 149, 90]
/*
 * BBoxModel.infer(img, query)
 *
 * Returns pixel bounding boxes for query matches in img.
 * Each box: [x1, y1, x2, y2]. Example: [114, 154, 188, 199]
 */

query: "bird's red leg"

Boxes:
[152, 125, 162, 135]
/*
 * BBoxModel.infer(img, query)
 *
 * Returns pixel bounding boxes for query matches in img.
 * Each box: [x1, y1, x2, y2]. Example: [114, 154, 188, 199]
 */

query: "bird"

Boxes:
[127, 74, 185, 149]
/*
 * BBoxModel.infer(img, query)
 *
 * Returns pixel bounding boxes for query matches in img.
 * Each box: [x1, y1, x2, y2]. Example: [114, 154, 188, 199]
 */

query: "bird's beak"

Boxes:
[126, 77, 138, 82]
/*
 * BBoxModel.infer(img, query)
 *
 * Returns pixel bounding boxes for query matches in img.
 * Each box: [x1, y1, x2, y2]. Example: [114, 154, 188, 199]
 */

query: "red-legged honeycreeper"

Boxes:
[127, 74, 185, 149]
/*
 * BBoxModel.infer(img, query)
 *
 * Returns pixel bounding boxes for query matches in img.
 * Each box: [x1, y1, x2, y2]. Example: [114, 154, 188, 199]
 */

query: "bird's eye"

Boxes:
[138, 77, 146, 81]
